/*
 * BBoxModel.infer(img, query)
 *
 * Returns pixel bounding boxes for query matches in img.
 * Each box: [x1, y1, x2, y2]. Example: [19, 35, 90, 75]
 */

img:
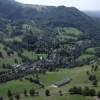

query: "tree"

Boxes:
[8, 90, 13, 98]
[36, 73, 39, 80]
[2, 64, 6, 68]
[91, 65, 94, 72]
[9, 97, 14, 100]
[92, 80, 98, 87]
[59, 90, 63, 96]
[89, 89, 96, 96]
[14, 58, 18, 64]
[86, 71, 90, 76]
[69, 86, 82, 95]
[29, 89, 35, 96]
[36, 91, 39, 96]
[82, 87, 96, 96]
[15, 94, 20, 100]
[94, 65, 98, 71]
[45, 89, 50, 96]
[89, 75, 96, 81]
[82, 87, 90, 96]
[0, 52, 3, 58]
[24, 89, 28, 97]
[97, 91, 100, 98]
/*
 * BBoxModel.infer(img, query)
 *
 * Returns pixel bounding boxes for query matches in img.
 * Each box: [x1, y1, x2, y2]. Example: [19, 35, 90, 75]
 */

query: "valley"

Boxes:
[0, 0, 100, 100]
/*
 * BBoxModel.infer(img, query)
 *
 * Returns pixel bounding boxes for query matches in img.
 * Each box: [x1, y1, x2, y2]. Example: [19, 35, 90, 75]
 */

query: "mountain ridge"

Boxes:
[0, 0, 100, 40]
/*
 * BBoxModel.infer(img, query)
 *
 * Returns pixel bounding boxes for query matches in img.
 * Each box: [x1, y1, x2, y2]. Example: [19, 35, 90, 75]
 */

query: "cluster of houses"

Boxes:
[0, 58, 56, 83]
[0, 48, 72, 83]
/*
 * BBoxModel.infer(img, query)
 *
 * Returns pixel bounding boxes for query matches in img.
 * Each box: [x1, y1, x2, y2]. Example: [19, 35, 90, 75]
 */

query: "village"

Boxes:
[0, 48, 74, 84]
[0, 57, 56, 83]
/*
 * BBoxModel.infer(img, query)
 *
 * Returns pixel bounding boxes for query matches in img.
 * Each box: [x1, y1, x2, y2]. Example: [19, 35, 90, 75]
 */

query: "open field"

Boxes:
[0, 44, 47, 68]
[0, 65, 99, 100]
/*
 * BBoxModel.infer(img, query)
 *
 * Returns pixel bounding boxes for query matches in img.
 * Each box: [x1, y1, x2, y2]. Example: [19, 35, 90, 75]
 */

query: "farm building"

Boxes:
[51, 78, 72, 88]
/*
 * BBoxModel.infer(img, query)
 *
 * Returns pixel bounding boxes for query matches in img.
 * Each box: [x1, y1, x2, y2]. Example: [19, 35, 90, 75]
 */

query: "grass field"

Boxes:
[0, 45, 47, 68]
[0, 65, 99, 100]
[22, 50, 47, 61]
[57, 27, 82, 43]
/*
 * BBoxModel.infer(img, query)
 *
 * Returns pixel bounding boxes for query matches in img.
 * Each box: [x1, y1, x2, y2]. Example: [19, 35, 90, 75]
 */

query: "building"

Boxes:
[51, 78, 72, 88]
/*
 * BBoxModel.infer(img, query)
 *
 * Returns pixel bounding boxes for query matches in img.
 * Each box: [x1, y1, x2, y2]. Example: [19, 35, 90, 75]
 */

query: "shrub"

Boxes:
[97, 91, 100, 98]
[29, 89, 35, 96]
[92, 80, 98, 87]
[15, 94, 20, 100]
[82, 87, 90, 96]
[69, 86, 82, 95]
[89, 89, 96, 96]
[59, 90, 63, 96]
[45, 89, 50, 96]
[9, 97, 14, 100]
[8, 90, 13, 98]
[24, 89, 28, 97]
[89, 75, 96, 81]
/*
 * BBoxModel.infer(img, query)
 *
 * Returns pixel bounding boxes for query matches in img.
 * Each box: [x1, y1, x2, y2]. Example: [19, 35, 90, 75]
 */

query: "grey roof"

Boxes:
[54, 78, 72, 87]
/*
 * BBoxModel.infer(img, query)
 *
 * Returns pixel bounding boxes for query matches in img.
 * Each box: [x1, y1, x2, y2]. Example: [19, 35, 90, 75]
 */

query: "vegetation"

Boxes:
[0, 65, 99, 100]
[0, 0, 100, 100]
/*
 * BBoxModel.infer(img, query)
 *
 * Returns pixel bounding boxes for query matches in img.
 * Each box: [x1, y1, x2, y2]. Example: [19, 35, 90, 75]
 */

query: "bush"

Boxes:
[82, 87, 90, 96]
[9, 97, 14, 100]
[8, 90, 13, 98]
[89, 75, 96, 81]
[24, 89, 28, 97]
[69, 86, 96, 97]
[29, 89, 35, 96]
[45, 89, 50, 96]
[97, 91, 100, 98]
[69, 86, 82, 95]
[15, 94, 20, 100]
[89, 89, 96, 96]
[92, 80, 98, 87]
[82, 87, 96, 96]
[59, 90, 63, 96]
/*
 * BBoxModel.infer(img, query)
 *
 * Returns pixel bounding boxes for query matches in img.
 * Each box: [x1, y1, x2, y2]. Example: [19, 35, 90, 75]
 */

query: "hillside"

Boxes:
[0, 0, 100, 68]
[0, 0, 100, 37]
[0, 0, 100, 100]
